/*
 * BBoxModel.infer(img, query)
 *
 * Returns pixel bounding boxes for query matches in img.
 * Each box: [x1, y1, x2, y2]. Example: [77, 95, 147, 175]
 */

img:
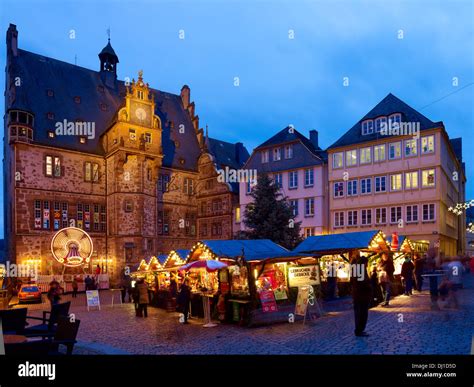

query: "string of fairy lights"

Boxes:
[447, 199, 474, 233]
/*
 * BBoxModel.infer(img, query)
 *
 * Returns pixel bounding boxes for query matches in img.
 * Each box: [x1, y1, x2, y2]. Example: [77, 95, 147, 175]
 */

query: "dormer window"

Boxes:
[74, 96, 81, 104]
[79, 137, 87, 144]
[46, 89, 54, 97]
[375, 117, 387, 133]
[48, 131, 55, 138]
[361, 120, 374, 135]
[389, 113, 402, 129]
[47, 112, 54, 120]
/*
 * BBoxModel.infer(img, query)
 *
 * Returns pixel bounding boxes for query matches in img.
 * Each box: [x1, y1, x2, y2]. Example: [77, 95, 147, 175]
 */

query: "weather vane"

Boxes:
[107, 27, 111, 42]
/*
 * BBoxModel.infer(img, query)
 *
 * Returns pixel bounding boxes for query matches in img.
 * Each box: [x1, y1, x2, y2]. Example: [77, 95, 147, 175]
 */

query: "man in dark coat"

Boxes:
[401, 256, 415, 295]
[413, 253, 425, 292]
[350, 253, 372, 337]
[177, 278, 191, 323]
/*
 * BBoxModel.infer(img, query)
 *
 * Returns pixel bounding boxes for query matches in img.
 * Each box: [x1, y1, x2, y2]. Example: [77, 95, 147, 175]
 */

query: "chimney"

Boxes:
[235, 142, 244, 165]
[309, 130, 319, 149]
[180, 85, 190, 109]
[6, 24, 18, 57]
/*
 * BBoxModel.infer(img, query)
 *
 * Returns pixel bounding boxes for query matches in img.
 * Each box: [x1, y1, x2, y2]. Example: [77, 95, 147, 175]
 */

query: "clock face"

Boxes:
[135, 107, 147, 121]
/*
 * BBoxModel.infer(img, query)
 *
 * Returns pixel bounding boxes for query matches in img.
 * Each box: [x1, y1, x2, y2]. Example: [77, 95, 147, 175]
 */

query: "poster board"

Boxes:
[288, 265, 320, 287]
[86, 290, 101, 311]
[295, 286, 310, 316]
[258, 290, 278, 313]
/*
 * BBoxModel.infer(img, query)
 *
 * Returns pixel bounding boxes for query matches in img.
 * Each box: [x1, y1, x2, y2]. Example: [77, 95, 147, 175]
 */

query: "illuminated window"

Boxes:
[333, 152, 343, 169]
[45, 156, 53, 176]
[421, 135, 435, 154]
[390, 174, 402, 191]
[375, 117, 387, 133]
[405, 171, 418, 189]
[374, 144, 386, 162]
[345, 150, 357, 167]
[360, 147, 371, 164]
[422, 169, 435, 187]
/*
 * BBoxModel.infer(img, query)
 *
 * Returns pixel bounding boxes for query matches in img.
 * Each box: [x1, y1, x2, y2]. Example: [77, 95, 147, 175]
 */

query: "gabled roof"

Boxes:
[256, 126, 322, 154]
[173, 249, 191, 260]
[244, 127, 326, 173]
[8, 48, 201, 170]
[294, 230, 383, 254]
[328, 93, 442, 149]
[207, 137, 249, 170]
[199, 239, 304, 262]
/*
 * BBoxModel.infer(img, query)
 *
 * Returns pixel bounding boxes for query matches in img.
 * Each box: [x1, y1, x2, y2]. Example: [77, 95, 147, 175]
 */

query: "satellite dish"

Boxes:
[51, 227, 93, 267]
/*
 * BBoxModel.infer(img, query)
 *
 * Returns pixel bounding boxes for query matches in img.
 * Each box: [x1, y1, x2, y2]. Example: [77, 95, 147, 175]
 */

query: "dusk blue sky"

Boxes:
[1, 0, 473, 237]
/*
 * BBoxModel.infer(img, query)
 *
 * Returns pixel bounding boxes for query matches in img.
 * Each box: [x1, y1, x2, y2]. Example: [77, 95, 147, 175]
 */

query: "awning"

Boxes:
[189, 239, 306, 263]
[293, 230, 389, 255]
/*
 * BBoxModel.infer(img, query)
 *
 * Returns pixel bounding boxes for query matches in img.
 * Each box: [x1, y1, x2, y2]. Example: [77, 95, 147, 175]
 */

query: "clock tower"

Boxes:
[102, 70, 163, 271]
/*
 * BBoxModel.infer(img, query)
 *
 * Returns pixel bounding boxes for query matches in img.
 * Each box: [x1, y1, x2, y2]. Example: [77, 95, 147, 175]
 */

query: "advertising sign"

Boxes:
[288, 265, 320, 287]
[295, 286, 310, 316]
[258, 290, 278, 313]
[86, 290, 101, 311]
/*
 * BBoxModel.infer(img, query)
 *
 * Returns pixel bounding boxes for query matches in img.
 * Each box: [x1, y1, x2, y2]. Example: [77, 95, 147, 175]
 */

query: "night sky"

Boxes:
[1, 0, 473, 236]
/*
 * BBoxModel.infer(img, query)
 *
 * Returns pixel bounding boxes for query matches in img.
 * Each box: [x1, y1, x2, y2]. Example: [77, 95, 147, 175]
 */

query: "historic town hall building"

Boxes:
[3, 24, 248, 281]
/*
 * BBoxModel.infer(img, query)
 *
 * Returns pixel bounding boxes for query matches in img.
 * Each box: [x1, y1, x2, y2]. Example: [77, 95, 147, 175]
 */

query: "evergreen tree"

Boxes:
[243, 173, 302, 249]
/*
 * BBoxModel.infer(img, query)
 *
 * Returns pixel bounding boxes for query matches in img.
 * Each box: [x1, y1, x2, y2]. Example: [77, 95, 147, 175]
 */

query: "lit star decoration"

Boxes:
[448, 200, 473, 216]
[467, 223, 474, 234]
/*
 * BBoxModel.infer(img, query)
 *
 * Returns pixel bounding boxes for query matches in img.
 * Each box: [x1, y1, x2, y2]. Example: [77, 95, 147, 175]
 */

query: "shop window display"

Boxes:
[255, 263, 289, 301]
[229, 265, 250, 296]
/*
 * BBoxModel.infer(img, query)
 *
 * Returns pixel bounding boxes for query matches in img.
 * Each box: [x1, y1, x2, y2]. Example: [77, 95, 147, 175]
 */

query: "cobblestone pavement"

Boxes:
[21, 275, 474, 355]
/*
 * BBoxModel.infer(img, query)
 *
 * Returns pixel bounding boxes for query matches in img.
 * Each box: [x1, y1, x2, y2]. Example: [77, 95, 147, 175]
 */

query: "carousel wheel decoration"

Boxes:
[51, 227, 93, 267]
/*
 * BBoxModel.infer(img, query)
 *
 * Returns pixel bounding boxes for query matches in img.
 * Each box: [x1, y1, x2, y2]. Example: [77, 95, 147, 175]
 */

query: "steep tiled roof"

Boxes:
[328, 93, 442, 149]
[244, 127, 326, 173]
[207, 137, 250, 170]
[8, 48, 201, 170]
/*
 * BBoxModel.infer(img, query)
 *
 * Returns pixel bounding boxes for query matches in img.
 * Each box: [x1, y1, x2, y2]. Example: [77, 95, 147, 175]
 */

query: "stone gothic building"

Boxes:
[3, 24, 249, 281]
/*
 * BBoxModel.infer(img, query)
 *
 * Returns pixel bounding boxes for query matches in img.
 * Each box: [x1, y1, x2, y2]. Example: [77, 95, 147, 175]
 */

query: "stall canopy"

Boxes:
[189, 239, 305, 263]
[163, 249, 191, 269]
[386, 235, 414, 253]
[294, 230, 389, 255]
[132, 256, 164, 273]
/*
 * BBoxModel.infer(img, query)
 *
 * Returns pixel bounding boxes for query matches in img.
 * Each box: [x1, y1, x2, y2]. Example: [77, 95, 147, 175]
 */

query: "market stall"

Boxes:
[293, 230, 390, 298]
[183, 240, 313, 326]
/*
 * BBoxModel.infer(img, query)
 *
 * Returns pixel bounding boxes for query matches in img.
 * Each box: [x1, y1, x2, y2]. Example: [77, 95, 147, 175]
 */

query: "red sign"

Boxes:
[259, 290, 278, 313]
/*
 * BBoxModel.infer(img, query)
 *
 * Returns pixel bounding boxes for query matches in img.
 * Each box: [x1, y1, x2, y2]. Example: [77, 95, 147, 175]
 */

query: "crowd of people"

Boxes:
[350, 250, 470, 337]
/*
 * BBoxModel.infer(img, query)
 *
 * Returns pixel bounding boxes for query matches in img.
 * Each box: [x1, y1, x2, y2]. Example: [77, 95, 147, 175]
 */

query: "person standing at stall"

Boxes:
[413, 253, 425, 292]
[377, 253, 395, 307]
[136, 278, 149, 317]
[71, 277, 78, 298]
[350, 252, 372, 337]
[177, 278, 191, 324]
[401, 256, 415, 296]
